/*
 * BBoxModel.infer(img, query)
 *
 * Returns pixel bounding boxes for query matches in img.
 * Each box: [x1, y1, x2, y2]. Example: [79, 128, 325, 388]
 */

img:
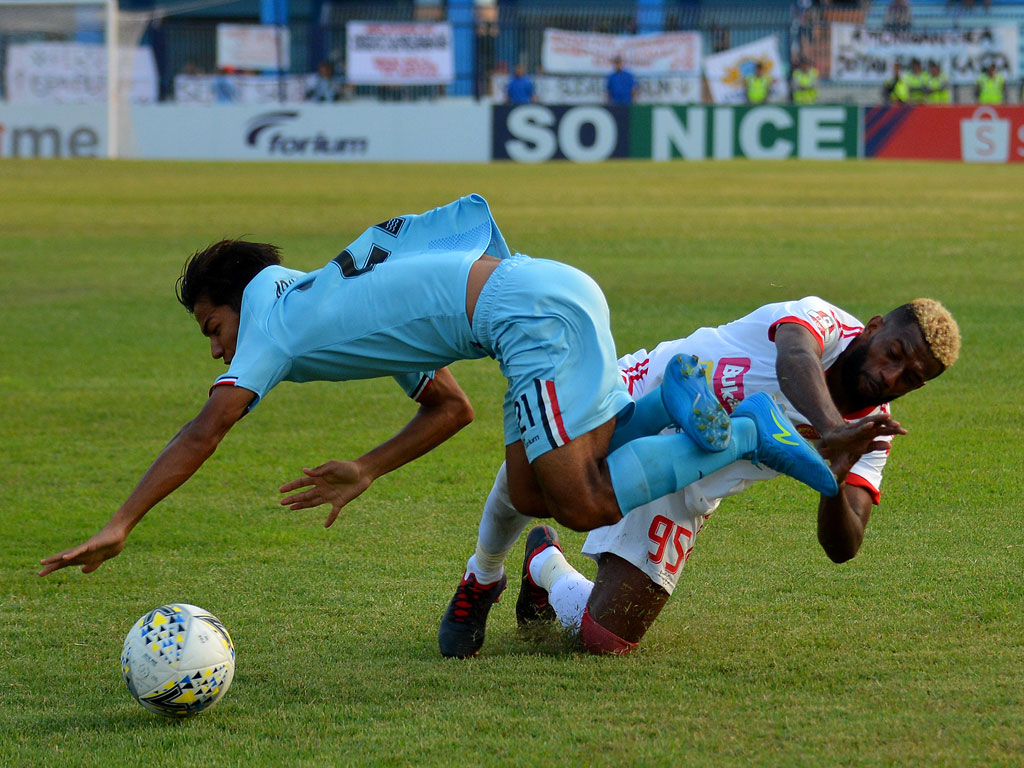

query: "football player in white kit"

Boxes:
[439, 297, 960, 657]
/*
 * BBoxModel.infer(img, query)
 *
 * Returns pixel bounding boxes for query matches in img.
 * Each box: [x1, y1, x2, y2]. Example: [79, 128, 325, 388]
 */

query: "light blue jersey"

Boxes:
[212, 193, 632, 462]
[214, 194, 512, 408]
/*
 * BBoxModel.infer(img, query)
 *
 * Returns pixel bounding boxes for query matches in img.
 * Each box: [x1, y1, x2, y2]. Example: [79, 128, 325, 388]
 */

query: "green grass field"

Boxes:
[1, 159, 1022, 767]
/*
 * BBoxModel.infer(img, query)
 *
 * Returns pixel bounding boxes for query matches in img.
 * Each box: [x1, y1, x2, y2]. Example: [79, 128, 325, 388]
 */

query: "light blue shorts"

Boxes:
[472, 255, 634, 462]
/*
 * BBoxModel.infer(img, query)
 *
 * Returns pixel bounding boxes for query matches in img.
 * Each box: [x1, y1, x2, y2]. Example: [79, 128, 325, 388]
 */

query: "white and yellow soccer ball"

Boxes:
[121, 603, 235, 717]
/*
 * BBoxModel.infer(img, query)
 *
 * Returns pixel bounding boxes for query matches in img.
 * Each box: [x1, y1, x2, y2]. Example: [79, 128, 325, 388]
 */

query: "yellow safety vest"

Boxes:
[902, 72, 925, 104]
[746, 75, 770, 104]
[978, 73, 1005, 104]
[793, 68, 819, 105]
[886, 77, 909, 103]
[926, 74, 951, 104]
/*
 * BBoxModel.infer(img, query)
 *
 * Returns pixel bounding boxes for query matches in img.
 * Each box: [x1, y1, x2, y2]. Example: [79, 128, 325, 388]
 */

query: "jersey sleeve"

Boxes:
[846, 443, 889, 505]
[211, 266, 301, 410]
[841, 402, 894, 505]
[767, 296, 861, 359]
[213, 335, 292, 411]
[393, 371, 435, 401]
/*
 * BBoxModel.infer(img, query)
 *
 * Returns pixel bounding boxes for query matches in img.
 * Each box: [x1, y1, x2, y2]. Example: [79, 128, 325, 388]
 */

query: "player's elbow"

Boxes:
[179, 418, 227, 458]
[451, 397, 474, 431]
[818, 535, 860, 564]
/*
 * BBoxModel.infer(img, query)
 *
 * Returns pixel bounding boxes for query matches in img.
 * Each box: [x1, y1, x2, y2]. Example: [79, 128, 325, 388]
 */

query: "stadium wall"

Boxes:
[2, 103, 1023, 163]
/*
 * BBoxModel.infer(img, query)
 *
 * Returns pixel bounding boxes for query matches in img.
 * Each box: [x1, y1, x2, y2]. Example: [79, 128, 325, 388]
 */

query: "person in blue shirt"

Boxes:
[40, 196, 854, 580]
[606, 55, 636, 106]
[505, 64, 535, 105]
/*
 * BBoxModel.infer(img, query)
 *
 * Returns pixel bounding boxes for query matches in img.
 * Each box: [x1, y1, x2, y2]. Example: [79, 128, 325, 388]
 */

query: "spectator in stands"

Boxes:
[904, 58, 926, 104]
[306, 61, 344, 103]
[605, 55, 636, 106]
[212, 67, 237, 104]
[976, 62, 1006, 104]
[745, 61, 773, 105]
[506, 64, 535, 105]
[791, 56, 819, 105]
[884, 0, 913, 32]
[925, 60, 951, 104]
[883, 61, 909, 104]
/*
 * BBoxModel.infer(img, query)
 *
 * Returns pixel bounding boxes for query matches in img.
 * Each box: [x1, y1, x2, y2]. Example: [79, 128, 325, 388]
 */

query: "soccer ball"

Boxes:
[120, 603, 235, 717]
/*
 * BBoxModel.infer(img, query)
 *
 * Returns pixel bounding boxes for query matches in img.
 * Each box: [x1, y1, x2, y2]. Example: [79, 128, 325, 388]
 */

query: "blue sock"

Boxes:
[606, 417, 758, 515]
[608, 387, 672, 452]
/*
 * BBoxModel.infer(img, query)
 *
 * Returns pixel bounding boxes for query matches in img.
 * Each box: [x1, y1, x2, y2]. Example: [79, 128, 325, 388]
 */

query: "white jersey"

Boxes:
[582, 296, 893, 594]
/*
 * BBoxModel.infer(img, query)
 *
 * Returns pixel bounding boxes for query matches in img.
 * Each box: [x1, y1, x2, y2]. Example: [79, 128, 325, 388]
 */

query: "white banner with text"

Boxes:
[541, 29, 702, 75]
[4, 42, 157, 104]
[704, 37, 789, 105]
[830, 24, 1019, 83]
[345, 22, 454, 85]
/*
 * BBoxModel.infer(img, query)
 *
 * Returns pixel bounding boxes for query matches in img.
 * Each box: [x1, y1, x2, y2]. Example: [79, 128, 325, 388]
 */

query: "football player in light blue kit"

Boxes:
[40, 195, 842, 583]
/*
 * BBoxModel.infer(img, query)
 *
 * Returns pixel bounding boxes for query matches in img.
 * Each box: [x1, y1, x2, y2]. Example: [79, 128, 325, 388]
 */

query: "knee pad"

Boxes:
[579, 606, 637, 656]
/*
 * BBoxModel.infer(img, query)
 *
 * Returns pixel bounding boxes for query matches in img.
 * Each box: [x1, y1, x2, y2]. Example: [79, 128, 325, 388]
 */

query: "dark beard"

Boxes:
[838, 342, 887, 411]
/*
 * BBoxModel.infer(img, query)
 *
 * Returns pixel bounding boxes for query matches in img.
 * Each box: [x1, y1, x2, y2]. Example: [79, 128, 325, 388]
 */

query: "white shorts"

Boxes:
[581, 461, 777, 594]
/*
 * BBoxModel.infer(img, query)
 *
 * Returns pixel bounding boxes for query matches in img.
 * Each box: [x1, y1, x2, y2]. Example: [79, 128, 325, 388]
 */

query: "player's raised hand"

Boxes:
[279, 460, 372, 527]
[818, 414, 907, 481]
[39, 523, 127, 577]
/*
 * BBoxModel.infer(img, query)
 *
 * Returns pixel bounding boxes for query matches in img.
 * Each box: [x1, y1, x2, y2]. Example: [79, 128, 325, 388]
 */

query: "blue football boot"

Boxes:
[732, 393, 839, 497]
[661, 354, 732, 452]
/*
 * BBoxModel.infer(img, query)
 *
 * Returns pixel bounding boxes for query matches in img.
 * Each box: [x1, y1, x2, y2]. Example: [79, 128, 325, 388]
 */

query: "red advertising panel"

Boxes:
[865, 105, 1024, 163]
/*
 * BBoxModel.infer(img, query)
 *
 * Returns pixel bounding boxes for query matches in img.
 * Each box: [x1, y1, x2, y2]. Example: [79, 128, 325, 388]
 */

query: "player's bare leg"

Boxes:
[507, 421, 621, 531]
[516, 530, 668, 654]
[585, 554, 670, 647]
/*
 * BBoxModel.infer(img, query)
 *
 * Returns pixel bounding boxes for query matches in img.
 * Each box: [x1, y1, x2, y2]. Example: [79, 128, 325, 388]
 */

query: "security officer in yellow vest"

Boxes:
[883, 61, 909, 104]
[976, 62, 1006, 105]
[903, 58, 926, 104]
[791, 56, 819, 105]
[925, 60, 951, 104]
[745, 61, 773, 104]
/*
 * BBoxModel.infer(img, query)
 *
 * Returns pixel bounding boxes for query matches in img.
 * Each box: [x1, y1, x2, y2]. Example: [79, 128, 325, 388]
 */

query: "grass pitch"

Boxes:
[1, 158, 1022, 767]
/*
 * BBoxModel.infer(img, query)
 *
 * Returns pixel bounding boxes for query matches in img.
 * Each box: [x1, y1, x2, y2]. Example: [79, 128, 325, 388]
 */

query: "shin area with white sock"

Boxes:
[466, 463, 532, 584]
[529, 546, 593, 629]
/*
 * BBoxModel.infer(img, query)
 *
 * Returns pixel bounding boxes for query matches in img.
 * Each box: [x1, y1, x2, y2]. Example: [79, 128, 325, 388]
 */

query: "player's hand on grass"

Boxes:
[39, 522, 127, 577]
[818, 414, 907, 482]
[279, 460, 371, 528]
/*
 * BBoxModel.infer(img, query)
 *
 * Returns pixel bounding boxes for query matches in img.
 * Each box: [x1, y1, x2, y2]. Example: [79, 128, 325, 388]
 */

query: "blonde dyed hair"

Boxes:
[906, 298, 960, 369]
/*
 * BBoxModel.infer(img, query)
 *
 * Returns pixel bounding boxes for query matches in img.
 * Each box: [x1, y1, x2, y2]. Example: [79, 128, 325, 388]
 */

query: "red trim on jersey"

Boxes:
[544, 380, 571, 445]
[209, 379, 237, 396]
[846, 473, 881, 505]
[768, 317, 824, 354]
[843, 401, 891, 421]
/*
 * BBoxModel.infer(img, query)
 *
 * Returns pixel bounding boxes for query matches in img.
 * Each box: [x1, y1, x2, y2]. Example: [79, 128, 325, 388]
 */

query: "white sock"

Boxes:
[465, 463, 532, 584]
[529, 547, 594, 629]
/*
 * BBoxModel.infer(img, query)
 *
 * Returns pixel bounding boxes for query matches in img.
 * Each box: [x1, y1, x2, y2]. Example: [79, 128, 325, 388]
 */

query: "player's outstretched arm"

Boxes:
[817, 483, 874, 563]
[39, 385, 255, 576]
[279, 367, 473, 528]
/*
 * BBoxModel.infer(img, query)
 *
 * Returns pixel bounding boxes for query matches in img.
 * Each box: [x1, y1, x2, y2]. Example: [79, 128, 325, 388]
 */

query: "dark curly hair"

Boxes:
[176, 239, 282, 314]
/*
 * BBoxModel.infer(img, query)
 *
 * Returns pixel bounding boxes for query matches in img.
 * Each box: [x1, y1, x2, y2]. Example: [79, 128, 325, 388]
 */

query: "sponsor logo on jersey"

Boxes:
[806, 309, 836, 338]
[374, 217, 406, 237]
[620, 358, 650, 395]
[274, 278, 295, 298]
[712, 357, 751, 413]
